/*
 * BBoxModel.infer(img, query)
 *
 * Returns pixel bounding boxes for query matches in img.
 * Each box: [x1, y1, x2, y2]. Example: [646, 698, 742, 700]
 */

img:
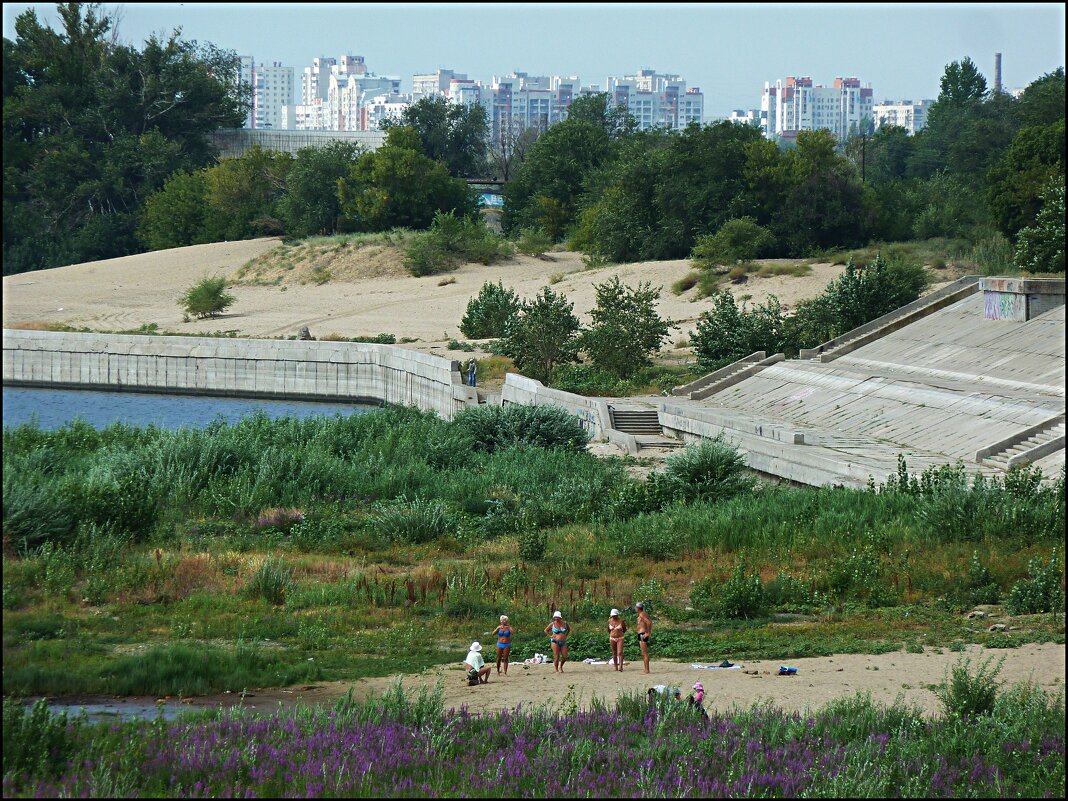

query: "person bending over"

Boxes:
[463, 641, 491, 685]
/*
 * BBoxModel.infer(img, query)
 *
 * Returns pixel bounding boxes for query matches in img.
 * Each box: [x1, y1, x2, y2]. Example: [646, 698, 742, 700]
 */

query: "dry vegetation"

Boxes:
[232, 233, 415, 287]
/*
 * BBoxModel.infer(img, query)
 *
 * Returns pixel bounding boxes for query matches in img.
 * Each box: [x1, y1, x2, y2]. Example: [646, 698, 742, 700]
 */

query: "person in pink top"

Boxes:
[688, 681, 708, 718]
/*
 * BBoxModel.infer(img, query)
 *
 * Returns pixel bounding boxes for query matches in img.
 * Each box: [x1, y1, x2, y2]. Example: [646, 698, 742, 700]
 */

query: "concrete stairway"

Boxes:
[800, 276, 982, 363]
[671, 352, 785, 401]
[977, 415, 1066, 470]
[608, 408, 662, 435]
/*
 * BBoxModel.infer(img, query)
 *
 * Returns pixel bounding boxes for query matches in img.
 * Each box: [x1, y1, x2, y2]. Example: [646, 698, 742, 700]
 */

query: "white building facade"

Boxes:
[604, 69, 704, 130]
[240, 60, 295, 130]
[871, 99, 933, 135]
[761, 76, 874, 140]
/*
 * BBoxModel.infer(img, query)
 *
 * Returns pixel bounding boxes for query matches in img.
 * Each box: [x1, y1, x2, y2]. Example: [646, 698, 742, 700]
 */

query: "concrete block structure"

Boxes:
[2, 331, 477, 420]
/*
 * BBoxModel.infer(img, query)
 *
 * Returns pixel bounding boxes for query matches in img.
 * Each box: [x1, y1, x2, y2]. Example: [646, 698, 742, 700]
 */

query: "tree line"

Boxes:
[4, 4, 1064, 276]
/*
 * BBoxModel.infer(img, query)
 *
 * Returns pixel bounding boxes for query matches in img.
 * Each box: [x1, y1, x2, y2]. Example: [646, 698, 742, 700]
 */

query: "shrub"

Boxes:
[452, 404, 591, 454]
[405, 212, 511, 276]
[935, 655, 1005, 720]
[459, 281, 522, 339]
[1004, 550, 1065, 615]
[717, 562, 770, 619]
[659, 438, 755, 504]
[672, 272, 699, 295]
[518, 529, 548, 562]
[966, 550, 1001, 606]
[580, 276, 674, 379]
[179, 275, 235, 319]
[501, 286, 582, 383]
[691, 217, 775, 268]
[369, 498, 453, 545]
[246, 555, 292, 605]
[516, 227, 552, 257]
[691, 291, 788, 371]
[1014, 179, 1065, 274]
[2, 697, 82, 781]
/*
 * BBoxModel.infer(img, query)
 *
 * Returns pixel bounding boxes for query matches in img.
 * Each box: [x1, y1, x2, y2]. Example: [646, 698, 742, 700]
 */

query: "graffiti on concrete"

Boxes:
[984, 291, 1025, 321]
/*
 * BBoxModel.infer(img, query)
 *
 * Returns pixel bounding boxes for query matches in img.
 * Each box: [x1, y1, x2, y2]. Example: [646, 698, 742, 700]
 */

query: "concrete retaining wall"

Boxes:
[501, 373, 612, 440]
[2, 330, 478, 419]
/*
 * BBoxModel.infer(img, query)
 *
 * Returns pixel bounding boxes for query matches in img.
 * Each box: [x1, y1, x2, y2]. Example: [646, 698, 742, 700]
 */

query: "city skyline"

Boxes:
[3, 2, 1065, 116]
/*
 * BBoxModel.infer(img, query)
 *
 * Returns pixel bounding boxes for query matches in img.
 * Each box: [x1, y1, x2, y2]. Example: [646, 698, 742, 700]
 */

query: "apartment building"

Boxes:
[761, 76, 874, 140]
[604, 69, 704, 130]
[871, 99, 933, 135]
[239, 60, 295, 130]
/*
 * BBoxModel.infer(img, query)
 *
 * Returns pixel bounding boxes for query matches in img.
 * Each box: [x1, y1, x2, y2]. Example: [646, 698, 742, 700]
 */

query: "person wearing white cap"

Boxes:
[543, 611, 570, 673]
[688, 682, 708, 719]
[463, 641, 491, 685]
[608, 609, 627, 672]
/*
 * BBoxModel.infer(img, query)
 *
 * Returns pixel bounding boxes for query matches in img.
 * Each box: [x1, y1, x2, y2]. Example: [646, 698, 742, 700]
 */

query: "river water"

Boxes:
[2, 386, 373, 430]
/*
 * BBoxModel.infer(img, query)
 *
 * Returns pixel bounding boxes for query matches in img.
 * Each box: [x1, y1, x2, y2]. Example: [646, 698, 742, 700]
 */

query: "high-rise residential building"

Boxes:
[871, 99, 934, 135]
[761, 76, 873, 140]
[412, 69, 468, 100]
[728, 108, 762, 127]
[485, 72, 579, 143]
[604, 69, 704, 130]
[287, 55, 402, 131]
[242, 60, 295, 130]
[237, 56, 254, 128]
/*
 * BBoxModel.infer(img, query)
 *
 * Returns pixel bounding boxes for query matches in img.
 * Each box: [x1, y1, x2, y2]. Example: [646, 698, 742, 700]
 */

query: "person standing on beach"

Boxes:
[635, 601, 652, 674]
[543, 611, 570, 672]
[608, 609, 626, 671]
[494, 615, 513, 676]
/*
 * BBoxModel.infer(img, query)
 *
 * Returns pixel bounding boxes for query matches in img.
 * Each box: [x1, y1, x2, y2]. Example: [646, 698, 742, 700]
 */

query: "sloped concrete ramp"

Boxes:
[661, 281, 1065, 488]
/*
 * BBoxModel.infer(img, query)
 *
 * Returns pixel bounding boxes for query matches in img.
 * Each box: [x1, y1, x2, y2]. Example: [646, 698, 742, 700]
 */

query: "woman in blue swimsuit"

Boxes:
[543, 610, 570, 673]
[494, 615, 513, 675]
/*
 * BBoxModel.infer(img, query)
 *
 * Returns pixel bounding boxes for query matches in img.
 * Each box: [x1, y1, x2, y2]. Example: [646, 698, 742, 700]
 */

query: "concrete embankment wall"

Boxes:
[2, 330, 478, 420]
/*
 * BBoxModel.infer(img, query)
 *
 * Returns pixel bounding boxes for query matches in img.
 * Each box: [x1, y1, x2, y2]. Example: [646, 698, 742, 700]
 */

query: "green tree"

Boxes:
[938, 57, 989, 107]
[202, 145, 292, 241]
[987, 120, 1065, 240]
[3, 3, 245, 274]
[503, 116, 614, 238]
[338, 126, 475, 231]
[503, 286, 582, 383]
[1016, 68, 1066, 128]
[1014, 179, 1065, 273]
[277, 142, 364, 237]
[382, 96, 489, 178]
[691, 217, 775, 268]
[459, 281, 522, 339]
[180, 275, 235, 319]
[565, 92, 637, 140]
[136, 170, 211, 250]
[691, 291, 788, 371]
[581, 277, 674, 378]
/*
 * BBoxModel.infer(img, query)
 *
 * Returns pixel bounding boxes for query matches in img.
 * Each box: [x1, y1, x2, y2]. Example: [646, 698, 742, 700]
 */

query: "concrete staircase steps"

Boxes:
[979, 418, 1065, 470]
[609, 409, 662, 436]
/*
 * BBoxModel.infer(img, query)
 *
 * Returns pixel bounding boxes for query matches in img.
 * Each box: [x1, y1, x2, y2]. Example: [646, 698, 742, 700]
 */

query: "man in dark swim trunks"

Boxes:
[635, 601, 652, 674]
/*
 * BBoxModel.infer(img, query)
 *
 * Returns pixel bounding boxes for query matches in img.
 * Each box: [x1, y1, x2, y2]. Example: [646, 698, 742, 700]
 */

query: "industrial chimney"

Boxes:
[994, 52, 1002, 94]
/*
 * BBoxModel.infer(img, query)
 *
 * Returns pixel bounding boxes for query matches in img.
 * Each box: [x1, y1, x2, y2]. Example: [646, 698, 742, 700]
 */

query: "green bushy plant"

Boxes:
[658, 438, 755, 504]
[459, 281, 522, 339]
[518, 528, 548, 562]
[935, 655, 1005, 720]
[369, 498, 453, 545]
[179, 275, 235, 319]
[405, 212, 511, 276]
[690, 217, 775, 268]
[452, 404, 591, 454]
[966, 550, 1001, 606]
[516, 227, 552, 257]
[718, 562, 770, 619]
[246, 555, 292, 605]
[2, 697, 82, 780]
[1004, 550, 1065, 615]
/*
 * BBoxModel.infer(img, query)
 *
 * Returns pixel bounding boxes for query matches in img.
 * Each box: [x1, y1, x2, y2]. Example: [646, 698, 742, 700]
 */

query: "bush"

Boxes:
[691, 217, 775, 268]
[369, 498, 453, 545]
[518, 529, 547, 562]
[1014, 179, 1065, 274]
[501, 286, 582, 384]
[516, 228, 552, 257]
[3, 697, 82, 781]
[966, 550, 1001, 606]
[459, 281, 522, 339]
[405, 212, 511, 277]
[179, 275, 235, 319]
[691, 291, 788, 371]
[452, 404, 591, 454]
[580, 276, 674, 379]
[659, 438, 755, 504]
[717, 562, 770, 619]
[246, 555, 292, 605]
[935, 655, 1005, 720]
[1004, 551, 1065, 615]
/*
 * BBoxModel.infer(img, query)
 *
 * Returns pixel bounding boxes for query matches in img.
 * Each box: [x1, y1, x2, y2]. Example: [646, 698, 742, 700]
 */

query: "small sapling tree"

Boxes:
[581, 276, 674, 378]
[180, 275, 235, 319]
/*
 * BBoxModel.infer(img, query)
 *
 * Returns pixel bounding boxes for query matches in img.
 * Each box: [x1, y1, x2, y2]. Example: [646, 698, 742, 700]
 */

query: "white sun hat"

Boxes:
[610, 608, 620, 617]
[470, 642, 482, 652]
[553, 610, 562, 618]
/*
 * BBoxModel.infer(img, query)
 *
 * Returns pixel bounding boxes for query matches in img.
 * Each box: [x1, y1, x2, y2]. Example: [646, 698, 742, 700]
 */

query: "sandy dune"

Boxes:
[2, 238, 850, 354]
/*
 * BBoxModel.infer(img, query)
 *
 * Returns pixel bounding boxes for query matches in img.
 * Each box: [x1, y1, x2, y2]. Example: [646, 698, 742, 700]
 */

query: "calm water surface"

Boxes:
[2, 386, 372, 430]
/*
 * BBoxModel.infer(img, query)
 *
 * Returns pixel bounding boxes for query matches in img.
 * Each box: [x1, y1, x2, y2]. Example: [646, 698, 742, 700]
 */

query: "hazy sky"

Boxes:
[4, 3, 1065, 115]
